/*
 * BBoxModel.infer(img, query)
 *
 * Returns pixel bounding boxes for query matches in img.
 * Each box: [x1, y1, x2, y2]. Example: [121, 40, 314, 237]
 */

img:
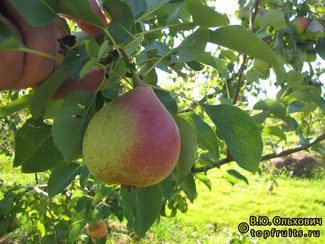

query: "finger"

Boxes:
[52, 69, 106, 100]
[2, 0, 68, 90]
[0, 13, 24, 90]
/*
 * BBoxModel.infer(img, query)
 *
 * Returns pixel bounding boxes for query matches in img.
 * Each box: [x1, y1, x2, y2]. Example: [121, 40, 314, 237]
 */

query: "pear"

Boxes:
[291, 17, 308, 34]
[87, 219, 107, 239]
[82, 84, 181, 188]
[253, 59, 270, 72]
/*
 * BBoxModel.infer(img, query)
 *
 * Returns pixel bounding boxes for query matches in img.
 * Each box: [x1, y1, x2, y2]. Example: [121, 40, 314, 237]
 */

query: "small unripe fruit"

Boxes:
[291, 17, 308, 34]
[7, 216, 19, 233]
[87, 219, 107, 239]
[238, 7, 250, 21]
[253, 59, 271, 72]
[305, 51, 317, 62]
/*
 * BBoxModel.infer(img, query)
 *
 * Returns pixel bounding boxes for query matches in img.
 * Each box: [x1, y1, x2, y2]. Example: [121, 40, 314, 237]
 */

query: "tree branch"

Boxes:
[191, 133, 325, 173]
[233, 55, 247, 104]
[46, 206, 61, 243]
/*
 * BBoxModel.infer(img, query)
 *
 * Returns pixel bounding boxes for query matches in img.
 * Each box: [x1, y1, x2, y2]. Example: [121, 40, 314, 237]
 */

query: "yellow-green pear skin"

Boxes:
[83, 86, 181, 187]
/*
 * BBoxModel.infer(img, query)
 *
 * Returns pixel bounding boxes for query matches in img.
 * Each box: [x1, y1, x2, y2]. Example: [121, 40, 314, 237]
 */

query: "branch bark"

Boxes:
[46, 206, 61, 243]
[191, 133, 325, 173]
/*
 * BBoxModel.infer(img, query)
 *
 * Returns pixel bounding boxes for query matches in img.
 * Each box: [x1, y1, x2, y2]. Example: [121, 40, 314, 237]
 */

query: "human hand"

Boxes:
[0, 0, 109, 98]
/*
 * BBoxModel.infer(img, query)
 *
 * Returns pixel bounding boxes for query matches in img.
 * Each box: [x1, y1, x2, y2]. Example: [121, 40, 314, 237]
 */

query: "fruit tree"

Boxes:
[0, 0, 324, 242]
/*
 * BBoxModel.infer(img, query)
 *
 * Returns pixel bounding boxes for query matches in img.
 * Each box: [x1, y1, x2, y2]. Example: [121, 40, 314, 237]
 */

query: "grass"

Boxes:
[1, 156, 324, 243]
[142, 162, 325, 244]
[179, 168, 324, 243]
[0, 154, 50, 186]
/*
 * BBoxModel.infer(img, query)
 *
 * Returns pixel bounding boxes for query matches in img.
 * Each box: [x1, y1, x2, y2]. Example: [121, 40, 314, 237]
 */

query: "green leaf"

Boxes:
[14, 119, 64, 172]
[251, 110, 270, 125]
[222, 173, 238, 186]
[209, 26, 277, 65]
[253, 99, 298, 130]
[37, 223, 46, 238]
[195, 173, 212, 191]
[31, 66, 67, 120]
[48, 162, 82, 198]
[124, 0, 147, 17]
[288, 90, 324, 109]
[52, 91, 96, 162]
[299, 131, 309, 149]
[50, 0, 105, 29]
[254, 98, 286, 120]
[195, 52, 229, 80]
[0, 94, 33, 118]
[259, 9, 287, 30]
[175, 27, 209, 63]
[9, 0, 57, 27]
[166, 5, 182, 26]
[93, 185, 114, 205]
[180, 172, 197, 203]
[291, 102, 318, 114]
[103, 0, 135, 43]
[227, 169, 249, 185]
[122, 185, 163, 238]
[102, 58, 126, 98]
[262, 126, 287, 141]
[154, 89, 178, 114]
[202, 104, 263, 174]
[287, 100, 305, 114]
[69, 220, 85, 244]
[181, 112, 219, 159]
[85, 37, 101, 58]
[158, 175, 173, 201]
[63, 43, 91, 79]
[0, 219, 9, 237]
[286, 70, 305, 88]
[0, 19, 24, 50]
[0, 197, 14, 218]
[43, 100, 65, 119]
[173, 116, 197, 183]
[185, 0, 229, 27]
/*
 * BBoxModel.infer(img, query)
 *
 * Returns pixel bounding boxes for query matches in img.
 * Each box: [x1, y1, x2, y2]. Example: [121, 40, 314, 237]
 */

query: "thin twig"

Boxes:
[191, 133, 325, 173]
[233, 55, 247, 104]
[46, 206, 61, 243]
[233, 0, 260, 105]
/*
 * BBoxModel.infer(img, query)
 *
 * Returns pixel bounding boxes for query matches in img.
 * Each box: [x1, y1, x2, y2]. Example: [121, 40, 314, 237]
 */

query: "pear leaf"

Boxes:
[122, 185, 163, 238]
[202, 104, 263, 174]
[173, 115, 197, 183]
[14, 119, 64, 172]
[48, 162, 82, 198]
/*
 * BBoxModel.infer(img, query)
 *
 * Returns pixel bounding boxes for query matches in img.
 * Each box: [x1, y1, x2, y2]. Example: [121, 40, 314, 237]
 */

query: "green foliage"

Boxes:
[0, 0, 325, 242]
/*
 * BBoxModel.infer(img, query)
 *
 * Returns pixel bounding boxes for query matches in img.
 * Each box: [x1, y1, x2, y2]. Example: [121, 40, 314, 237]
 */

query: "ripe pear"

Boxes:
[87, 219, 107, 239]
[83, 84, 181, 187]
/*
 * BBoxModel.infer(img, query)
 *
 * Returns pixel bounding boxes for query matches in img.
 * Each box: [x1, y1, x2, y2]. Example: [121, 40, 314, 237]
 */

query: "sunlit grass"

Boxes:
[150, 163, 325, 244]
[0, 154, 43, 186]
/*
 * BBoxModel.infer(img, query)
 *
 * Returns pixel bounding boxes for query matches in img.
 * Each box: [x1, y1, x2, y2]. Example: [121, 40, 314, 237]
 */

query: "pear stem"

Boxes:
[131, 70, 147, 87]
